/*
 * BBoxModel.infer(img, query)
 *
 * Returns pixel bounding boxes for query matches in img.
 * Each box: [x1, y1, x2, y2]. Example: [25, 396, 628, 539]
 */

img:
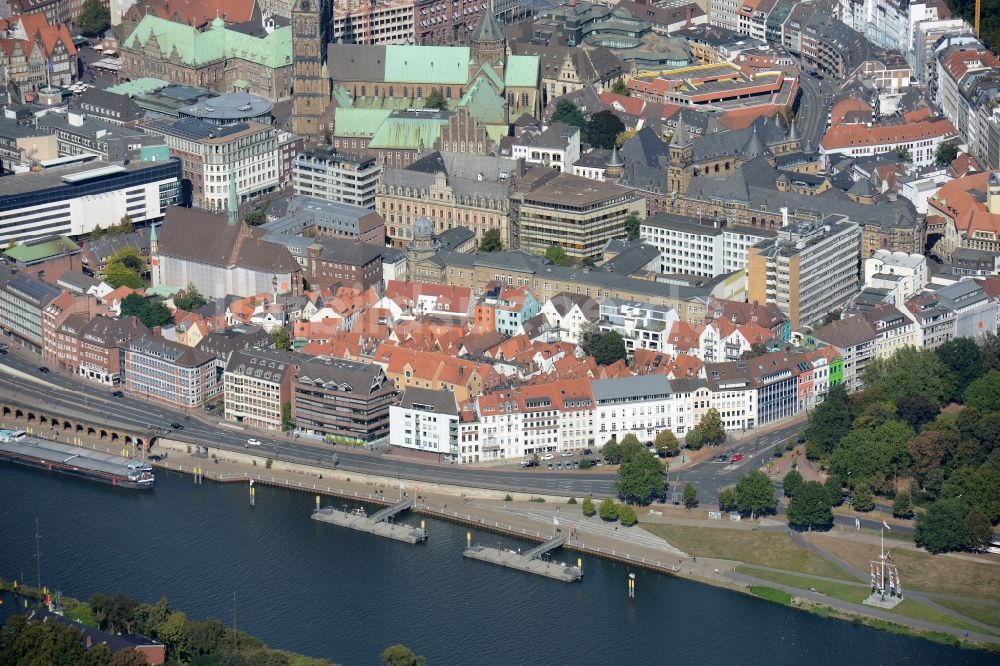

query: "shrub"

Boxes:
[265, 458, 273, 469]
[504, 494, 513, 502]
[599, 497, 619, 522]
[528, 496, 546, 503]
[582, 497, 596, 516]
[567, 497, 578, 504]
[618, 504, 638, 526]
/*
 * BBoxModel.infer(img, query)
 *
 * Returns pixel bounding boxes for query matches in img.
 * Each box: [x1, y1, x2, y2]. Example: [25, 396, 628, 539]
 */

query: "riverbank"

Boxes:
[134, 437, 1000, 652]
[10, 430, 999, 653]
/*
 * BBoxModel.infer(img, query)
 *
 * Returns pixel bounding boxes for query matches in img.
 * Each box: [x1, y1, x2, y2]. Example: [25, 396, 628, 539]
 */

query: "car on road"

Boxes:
[246, 438, 261, 447]
[111, 390, 124, 398]
[205, 404, 217, 412]
[37, 366, 50, 374]
[170, 422, 184, 430]
[541, 453, 554, 460]
[148, 454, 163, 462]
[0, 349, 7, 354]
[715, 454, 730, 463]
[731, 452, 744, 462]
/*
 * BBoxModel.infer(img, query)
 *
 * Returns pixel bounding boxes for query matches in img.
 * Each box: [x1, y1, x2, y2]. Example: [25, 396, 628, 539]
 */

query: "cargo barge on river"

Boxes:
[0, 430, 154, 489]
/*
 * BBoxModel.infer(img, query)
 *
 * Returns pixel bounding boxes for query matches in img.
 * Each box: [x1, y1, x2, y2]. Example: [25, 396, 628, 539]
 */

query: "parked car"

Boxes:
[205, 404, 217, 412]
[561, 450, 574, 457]
[246, 438, 261, 447]
[147, 454, 163, 462]
[581, 448, 592, 456]
[541, 453, 554, 460]
[546, 463, 555, 470]
[520, 459, 533, 468]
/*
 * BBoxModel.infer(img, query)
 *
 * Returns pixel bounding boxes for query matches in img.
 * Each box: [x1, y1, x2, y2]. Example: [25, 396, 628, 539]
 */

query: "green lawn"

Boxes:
[934, 599, 1000, 631]
[738, 567, 991, 635]
[642, 524, 850, 578]
[735, 566, 869, 604]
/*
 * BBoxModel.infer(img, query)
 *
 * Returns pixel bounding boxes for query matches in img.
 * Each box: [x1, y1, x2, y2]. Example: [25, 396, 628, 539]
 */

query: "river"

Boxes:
[0, 465, 993, 665]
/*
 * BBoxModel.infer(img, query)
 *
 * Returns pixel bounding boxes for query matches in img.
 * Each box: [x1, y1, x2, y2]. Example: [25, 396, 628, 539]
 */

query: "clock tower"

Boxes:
[292, 0, 328, 140]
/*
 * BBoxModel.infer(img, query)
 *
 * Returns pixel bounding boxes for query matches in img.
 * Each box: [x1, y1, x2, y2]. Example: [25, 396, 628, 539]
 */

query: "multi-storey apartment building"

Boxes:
[142, 118, 278, 211]
[599, 298, 679, 355]
[389, 387, 460, 462]
[748, 215, 861, 330]
[593, 375, 695, 441]
[224, 349, 300, 431]
[125, 335, 221, 408]
[292, 146, 381, 209]
[332, 0, 415, 44]
[0, 272, 60, 353]
[293, 357, 399, 443]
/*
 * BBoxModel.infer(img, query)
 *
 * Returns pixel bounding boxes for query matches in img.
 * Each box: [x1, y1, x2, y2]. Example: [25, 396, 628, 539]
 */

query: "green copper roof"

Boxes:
[368, 115, 451, 150]
[105, 78, 169, 97]
[332, 85, 354, 108]
[5, 235, 79, 263]
[123, 15, 291, 69]
[383, 45, 471, 85]
[334, 108, 393, 138]
[485, 124, 507, 145]
[457, 78, 506, 125]
[504, 55, 540, 88]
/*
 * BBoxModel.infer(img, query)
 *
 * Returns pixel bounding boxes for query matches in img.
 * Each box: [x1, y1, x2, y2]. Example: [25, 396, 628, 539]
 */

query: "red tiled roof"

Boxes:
[820, 117, 956, 151]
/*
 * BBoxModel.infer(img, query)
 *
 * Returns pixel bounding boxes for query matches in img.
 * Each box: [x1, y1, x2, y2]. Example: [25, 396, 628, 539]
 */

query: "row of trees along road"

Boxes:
[802, 337, 1000, 552]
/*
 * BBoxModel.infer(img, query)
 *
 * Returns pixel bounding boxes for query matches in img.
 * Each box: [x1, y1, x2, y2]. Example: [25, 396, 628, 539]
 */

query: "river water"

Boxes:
[0, 465, 992, 665]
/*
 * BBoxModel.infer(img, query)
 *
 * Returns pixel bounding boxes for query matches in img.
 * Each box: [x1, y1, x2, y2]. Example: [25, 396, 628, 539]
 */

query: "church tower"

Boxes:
[292, 0, 328, 141]
[666, 113, 694, 202]
[470, 8, 506, 73]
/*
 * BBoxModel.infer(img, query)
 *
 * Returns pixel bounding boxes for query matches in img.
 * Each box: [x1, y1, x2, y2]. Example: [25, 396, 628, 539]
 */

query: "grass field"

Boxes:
[750, 585, 792, 605]
[737, 568, 990, 635]
[735, 567, 869, 604]
[934, 599, 1000, 630]
[804, 534, 1000, 601]
[642, 524, 850, 578]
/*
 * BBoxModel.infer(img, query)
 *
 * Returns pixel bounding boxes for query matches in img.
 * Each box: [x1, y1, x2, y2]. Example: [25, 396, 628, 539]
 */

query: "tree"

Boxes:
[829, 420, 913, 484]
[624, 211, 642, 241]
[862, 347, 956, 407]
[940, 463, 1000, 523]
[578, 322, 603, 358]
[104, 261, 144, 289]
[615, 128, 637, 147]
[550, 99, 586, 129]
[936, 337, 985, 399]
[424, 88, 448, 111]
[906, 429, 957, 486]
[892, 490, 913, 518]
[478, 228, 503, 252]
[618, 503, 638, 525]
[804, 383, 851, 458]
[585, 110, 626, 149]
[120, 293, 146, 318]
[602, 438, 622, 464]
[734, 470, 776, 519]
[741, 342, 768, 359]
[654, 429, 679, 457]
[851, 480, 875, 512]
[594, 330, 627, 366]
[915, 498, 969, 553]
[982, 332, 1000, 372]
[618, 433, 644, 464]
[544, 244, 572, 266]
[895, 146, 912, 164]
[824, 474, 844, 506]
[935, 139, 960, 166]
[109, 650, 151, 666]
[896, 395, 939, 431]
[683, 482, 698, 509]
[582, 496, 596, 517]
[689, 408, 725, 448]
[110, 246, 144, 273]
[964, 371, 1000, 413]
[611, 78, 630, 96]
[599, 497, 619, 521]
[380, 644, 427, 666]
[718, 487, 737, 511]
[271, 327, 291, 350]
[78, 0, 110, 35]
[615, 448, 666, 504]
[173, 284, 206, 311]
[963, 509, 994, 551]
[787, 480, 834, 530]
[245, 209, 267, 226]
[782, 469, 803, 498]
[138, 302, 172, 329]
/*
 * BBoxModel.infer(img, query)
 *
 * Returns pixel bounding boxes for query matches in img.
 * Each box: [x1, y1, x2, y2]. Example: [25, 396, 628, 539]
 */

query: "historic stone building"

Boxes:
[121, 15, 293, 102]
[291, 0, 330, 139]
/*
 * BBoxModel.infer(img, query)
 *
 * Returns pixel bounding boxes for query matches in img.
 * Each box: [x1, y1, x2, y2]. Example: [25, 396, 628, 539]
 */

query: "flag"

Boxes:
[553, 516, 559, 526]
[882, 520, 890, 530]
[870, 563, 876, 589]
[855, 517, 860, 530]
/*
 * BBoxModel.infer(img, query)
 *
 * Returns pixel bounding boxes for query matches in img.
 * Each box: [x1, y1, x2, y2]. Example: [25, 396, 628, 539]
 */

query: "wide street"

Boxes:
[795, 72, 834, 150]
[0, 352, 912, 532]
